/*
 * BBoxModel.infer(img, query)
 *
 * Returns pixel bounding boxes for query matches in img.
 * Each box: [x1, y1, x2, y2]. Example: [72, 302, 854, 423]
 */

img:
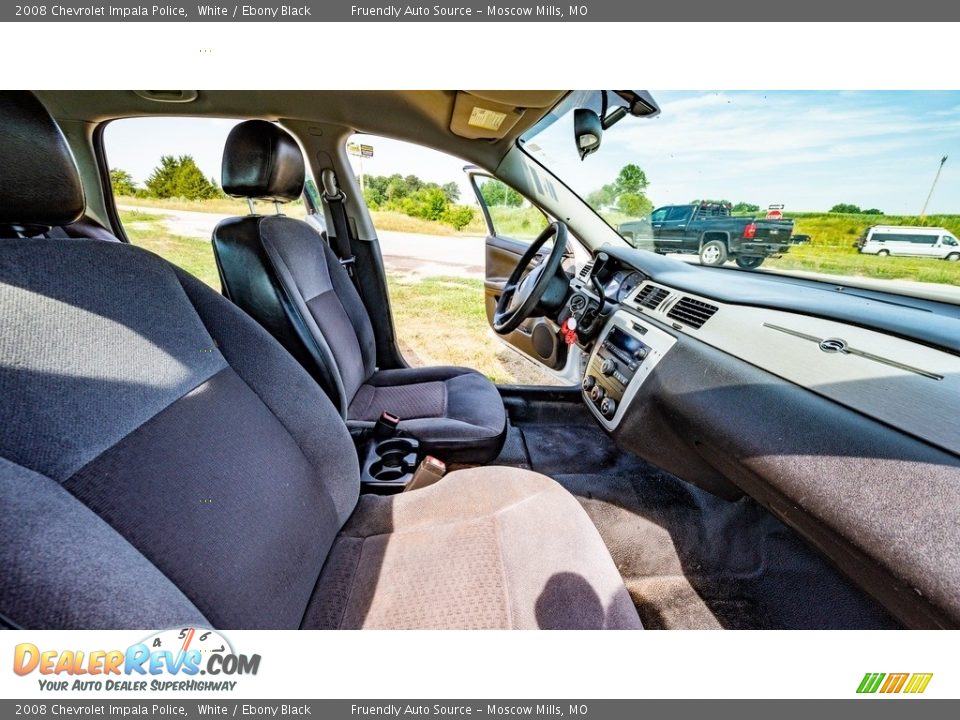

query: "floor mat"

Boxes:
[495, 421, 899, 630]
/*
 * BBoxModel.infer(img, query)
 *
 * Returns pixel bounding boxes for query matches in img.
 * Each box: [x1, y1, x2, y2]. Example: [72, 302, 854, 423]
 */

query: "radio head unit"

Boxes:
[582, 311, 676, 429]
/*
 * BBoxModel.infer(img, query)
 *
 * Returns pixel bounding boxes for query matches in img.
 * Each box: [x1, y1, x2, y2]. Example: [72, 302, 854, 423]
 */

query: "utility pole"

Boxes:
[920, 155, 948, 219]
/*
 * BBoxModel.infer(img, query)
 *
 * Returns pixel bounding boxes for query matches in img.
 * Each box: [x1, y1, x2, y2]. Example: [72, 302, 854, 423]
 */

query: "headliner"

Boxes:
[34, 90, 566, 169]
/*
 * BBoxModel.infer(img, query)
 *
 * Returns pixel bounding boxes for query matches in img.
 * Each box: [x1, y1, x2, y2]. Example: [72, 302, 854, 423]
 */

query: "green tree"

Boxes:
[732, 201, 760, 213]
[615, 164, 649, 195]
[693, 198, 732, 206]
[441, 205, 476, 231]
[385, 174, 411, 201]
[586, 184, 616, 209]
[480, 180, 524, 208]
[830, 203, 862, 214]
[441, 182, 461, 203]
[145, 155, 219, 200]
[862, 208, 884, 215]
[400, 186, 449, 222]
[588, 164, 652, 217]
[110, 168, 138, 197]
[618, 193, 653, 217]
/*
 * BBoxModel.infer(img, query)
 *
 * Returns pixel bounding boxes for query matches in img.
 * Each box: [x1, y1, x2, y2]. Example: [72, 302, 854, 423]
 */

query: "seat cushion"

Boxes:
[347, 366, 507, 463]
[302, 467, 643, 630]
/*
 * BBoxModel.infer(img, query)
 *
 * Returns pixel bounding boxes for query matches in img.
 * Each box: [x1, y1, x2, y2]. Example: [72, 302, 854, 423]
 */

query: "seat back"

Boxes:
[214, 120, 376, 415]
[0, 92, 360, 629]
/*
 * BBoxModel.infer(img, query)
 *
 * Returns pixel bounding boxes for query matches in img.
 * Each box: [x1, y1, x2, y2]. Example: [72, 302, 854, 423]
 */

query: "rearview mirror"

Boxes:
[574, 108, 602, 160]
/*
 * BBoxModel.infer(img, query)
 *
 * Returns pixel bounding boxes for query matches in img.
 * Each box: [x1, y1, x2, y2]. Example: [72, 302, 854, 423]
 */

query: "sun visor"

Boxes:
[449, 92, 526, 140]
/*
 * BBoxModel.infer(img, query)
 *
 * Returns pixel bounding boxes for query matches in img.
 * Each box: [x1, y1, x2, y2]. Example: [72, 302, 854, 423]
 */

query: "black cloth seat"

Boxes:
[212, 120, 506, 463]
[0, 92, 641, 630]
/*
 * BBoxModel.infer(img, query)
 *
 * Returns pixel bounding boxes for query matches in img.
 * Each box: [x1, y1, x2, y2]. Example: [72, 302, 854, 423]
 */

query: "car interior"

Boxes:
[1, 90, 959, 630]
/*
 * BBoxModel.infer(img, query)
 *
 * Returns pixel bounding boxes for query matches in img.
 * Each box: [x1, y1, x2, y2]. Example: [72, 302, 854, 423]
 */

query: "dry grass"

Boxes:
[385, 273, 564, 386]
[116, 195, 308, 219]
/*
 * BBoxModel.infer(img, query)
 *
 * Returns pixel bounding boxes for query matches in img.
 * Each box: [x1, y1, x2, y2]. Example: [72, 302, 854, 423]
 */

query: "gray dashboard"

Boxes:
[572, 248, 960, 628]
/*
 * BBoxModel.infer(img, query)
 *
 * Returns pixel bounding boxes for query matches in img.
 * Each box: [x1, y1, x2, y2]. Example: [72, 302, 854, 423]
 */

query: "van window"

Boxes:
[943, 236, 959, 246]
[873, 233, 936, 244]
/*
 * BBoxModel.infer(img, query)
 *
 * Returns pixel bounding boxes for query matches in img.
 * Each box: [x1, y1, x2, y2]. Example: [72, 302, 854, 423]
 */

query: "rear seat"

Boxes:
[45, 215, 121, 243]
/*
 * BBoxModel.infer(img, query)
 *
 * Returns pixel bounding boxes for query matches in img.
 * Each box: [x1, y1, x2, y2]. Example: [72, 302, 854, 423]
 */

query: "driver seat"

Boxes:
[212, 121, 506, 463]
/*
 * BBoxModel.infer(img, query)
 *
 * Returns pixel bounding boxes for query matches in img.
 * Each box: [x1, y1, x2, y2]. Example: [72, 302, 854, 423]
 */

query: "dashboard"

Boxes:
[566, 249, 960, 456]
[559, 245, 960, 629]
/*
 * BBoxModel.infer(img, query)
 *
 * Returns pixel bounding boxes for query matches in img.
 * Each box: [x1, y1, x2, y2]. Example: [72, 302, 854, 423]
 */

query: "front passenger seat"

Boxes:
[212, 121, 506, 463]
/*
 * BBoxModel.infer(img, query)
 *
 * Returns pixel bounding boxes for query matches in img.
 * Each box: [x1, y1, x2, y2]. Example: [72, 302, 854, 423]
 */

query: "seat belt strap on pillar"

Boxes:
[321, 168, 360, 286]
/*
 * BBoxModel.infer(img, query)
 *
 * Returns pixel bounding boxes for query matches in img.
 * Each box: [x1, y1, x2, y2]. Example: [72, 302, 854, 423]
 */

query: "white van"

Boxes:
[858, 225, 960, 260]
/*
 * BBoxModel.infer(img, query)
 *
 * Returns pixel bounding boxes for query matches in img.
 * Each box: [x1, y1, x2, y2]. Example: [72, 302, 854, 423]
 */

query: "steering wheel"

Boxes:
[493, 221, 569, 334]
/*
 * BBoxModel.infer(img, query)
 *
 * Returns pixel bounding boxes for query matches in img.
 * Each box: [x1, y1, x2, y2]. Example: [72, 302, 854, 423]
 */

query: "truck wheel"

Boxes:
[699, 240, 728, 266]
[735, 256, 765, 269]
[877, 249, 890, 257]
[946, 252, 960, 262]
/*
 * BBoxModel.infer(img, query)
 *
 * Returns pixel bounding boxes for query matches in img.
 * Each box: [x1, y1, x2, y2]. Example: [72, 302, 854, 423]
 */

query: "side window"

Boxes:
[666, 206, 690, 222]
[650, 207, 668, 223]
[347, 134, 560, 386]
[942, 236, 958, 246]
[474, 177, 549, 242]
[103, 117, 307, 289]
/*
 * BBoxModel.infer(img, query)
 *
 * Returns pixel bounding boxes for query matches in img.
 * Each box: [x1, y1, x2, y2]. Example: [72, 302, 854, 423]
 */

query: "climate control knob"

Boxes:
[600, 359, 617, 376]
[589, 385, 605, 403]
[600, 397, 617, 418]
[582, 375, 596, 392]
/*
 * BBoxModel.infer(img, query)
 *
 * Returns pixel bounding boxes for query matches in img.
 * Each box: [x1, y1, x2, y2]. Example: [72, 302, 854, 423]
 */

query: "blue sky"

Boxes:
[105, 91, 960, 214]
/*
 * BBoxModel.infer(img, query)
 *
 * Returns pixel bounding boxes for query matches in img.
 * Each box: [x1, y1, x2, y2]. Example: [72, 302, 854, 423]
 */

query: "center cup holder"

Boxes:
[361, 436, 420, 488]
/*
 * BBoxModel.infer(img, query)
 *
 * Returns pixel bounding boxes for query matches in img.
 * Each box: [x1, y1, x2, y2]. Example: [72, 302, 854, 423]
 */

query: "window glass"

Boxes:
[522, 90, 960, 294]
[475, 177, 550, 241]
[347, 133, 562, 386]
[103, 117, 307, 289]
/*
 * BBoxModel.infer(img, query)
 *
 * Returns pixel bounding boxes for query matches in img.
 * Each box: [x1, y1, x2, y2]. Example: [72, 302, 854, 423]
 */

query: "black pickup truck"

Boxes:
[618, 202, 793, 268]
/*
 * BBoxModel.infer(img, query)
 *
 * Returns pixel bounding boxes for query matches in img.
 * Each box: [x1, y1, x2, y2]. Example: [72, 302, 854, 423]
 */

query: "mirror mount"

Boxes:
[574, 108, 603, 161]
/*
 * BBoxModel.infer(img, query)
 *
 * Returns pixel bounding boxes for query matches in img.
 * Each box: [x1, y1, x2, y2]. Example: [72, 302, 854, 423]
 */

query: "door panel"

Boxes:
[483, 236, 568, 372]
[466, 170, 581, 384]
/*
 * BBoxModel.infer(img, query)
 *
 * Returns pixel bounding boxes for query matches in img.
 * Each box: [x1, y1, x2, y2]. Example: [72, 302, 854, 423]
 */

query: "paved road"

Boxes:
[122, 205, 960, 301]
[121, 205, 485, 278]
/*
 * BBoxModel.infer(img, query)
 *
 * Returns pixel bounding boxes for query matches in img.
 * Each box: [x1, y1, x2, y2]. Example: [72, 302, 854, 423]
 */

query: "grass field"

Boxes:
[121, 209, 558, 385]
[120, 195, 960, 286]
[116, 194, 309, 219]
[763, 213, 960, 285]
[122, 210, 221, 288]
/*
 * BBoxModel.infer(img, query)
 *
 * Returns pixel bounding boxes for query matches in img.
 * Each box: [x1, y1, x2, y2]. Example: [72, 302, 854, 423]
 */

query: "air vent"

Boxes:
[578, 260, 595, 280]
[634, 284, 670, 310]
[666, 296, 719, 329]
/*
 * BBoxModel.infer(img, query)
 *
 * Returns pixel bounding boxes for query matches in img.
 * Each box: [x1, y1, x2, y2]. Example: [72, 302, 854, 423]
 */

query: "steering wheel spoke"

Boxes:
[493, 222, 569, 335]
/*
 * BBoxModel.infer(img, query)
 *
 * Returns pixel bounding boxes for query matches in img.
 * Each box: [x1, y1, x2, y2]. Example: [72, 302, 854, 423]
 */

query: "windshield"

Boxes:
[521, 91, 960, 299]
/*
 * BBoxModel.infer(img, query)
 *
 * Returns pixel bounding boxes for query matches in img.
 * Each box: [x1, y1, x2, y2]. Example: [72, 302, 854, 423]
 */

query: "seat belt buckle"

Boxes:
[339, 256, 356, 268]
[404, 456, 447, 493]
[374, 411, 401, 439]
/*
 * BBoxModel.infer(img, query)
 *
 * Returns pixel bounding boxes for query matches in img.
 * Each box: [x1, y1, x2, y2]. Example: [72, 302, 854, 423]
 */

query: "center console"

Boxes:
[582, 311, 676, 429]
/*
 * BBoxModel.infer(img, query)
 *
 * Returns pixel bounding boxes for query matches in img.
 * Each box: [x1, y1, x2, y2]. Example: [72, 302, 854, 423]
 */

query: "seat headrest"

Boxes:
[0, 91, 85, 232]
[222, 120, 305, 203]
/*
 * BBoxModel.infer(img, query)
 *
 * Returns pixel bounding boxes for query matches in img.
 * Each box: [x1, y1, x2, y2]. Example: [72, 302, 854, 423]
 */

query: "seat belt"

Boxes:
[321, 168, 361, 289]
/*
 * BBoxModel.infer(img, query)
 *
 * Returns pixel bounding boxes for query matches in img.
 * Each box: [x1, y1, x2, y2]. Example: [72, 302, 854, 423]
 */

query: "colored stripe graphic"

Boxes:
[857, 672, 932, 694]
[904, 673, 933, 694]
[880, 673, 909, 693]
[857, 673, 886, 694]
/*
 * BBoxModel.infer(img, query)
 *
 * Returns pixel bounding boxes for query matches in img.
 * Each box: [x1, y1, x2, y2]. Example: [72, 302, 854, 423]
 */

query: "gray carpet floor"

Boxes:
[494, 401, 899, 629]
